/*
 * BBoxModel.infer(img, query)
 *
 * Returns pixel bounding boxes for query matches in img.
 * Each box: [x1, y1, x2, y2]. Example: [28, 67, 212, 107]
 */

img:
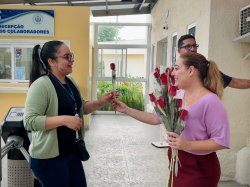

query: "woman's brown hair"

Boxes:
[180, 53, 224, 98]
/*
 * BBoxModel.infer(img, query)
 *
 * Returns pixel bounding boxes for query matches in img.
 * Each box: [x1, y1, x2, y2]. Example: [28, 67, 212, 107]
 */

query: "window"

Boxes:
[0, 40, 69, 83]
[161, 42, 167, 67]
[0, 44, 33, 83]
[171, 32, 177, 65]
[187, 22, 196, 36]
[97, 48, 147, 78]
[97, 25, 148, 45]
[0, 47, 11, 80]
[151, 45, 155, 72]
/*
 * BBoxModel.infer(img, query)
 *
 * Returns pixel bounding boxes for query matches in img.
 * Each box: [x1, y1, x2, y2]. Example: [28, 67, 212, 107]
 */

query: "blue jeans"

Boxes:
[30, 154, 87, 187]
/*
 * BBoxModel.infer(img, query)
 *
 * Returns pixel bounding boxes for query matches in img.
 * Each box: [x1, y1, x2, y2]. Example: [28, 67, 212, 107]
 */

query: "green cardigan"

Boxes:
[24, 75, 86, 159]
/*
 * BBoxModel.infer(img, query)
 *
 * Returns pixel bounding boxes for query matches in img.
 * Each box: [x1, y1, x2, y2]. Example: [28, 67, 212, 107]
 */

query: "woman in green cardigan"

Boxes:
[24, 40, 114, 187]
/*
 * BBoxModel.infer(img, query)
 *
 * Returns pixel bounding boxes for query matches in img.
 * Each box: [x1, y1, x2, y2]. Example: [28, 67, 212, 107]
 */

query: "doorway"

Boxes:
[93, 24, 151, 112]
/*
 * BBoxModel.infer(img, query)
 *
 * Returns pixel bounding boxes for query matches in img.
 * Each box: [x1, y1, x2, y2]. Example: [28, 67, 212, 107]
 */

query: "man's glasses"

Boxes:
[180, 44, 199, 50]
[57, 52, 74, 62]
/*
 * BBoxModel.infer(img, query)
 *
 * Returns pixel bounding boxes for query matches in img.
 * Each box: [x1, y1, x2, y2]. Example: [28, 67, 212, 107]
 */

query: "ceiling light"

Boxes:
[35, 2, 68, 5]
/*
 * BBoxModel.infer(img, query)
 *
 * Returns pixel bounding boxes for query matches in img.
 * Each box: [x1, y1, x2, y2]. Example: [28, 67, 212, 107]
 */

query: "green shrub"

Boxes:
[97, 81, 144, 111]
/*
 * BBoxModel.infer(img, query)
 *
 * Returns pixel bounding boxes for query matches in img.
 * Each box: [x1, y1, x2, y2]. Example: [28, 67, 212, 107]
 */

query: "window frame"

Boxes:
[150, 44, 156, 73]
[171, 32, 177, 65]
[187, 22, 196, 36]
[161, 41, 168, 67]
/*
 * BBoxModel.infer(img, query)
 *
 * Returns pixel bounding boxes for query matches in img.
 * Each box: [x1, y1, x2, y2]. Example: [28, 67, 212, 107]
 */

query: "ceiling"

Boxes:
[0, 0, 159, 17]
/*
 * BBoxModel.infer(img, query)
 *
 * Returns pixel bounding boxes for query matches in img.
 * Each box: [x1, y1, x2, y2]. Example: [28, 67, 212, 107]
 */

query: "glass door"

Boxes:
[93, 24, 151, 112]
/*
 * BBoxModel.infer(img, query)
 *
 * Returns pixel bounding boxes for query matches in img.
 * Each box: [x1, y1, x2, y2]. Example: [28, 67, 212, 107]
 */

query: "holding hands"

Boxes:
[112, 99, 129, 114]
[112, 93, 161, 125]
[83, 91, 119, 114]
[99, 91, 119, 106]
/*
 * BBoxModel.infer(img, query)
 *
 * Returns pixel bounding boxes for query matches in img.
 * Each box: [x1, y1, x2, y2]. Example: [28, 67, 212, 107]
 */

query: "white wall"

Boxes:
[151, 0, 211, 64]
[209, 0, 250, 183]
[209, 0, 250, 150]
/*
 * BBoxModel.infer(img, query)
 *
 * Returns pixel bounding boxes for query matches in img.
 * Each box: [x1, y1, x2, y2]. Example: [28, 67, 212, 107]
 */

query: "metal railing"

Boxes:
[0, 125, 30, 187]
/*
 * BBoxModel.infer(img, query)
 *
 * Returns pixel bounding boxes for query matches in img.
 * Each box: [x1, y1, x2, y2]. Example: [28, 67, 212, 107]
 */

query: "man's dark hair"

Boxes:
[178, 34, 195, 48]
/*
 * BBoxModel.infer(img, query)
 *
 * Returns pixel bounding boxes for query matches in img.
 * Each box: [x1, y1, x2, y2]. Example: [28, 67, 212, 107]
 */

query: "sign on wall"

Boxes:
[0, 9, 54, 36]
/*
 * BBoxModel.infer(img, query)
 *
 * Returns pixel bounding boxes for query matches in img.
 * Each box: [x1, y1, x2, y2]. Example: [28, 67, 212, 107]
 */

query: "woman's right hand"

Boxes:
[62, 115, 83, 131]
[112, 99, 129, 114]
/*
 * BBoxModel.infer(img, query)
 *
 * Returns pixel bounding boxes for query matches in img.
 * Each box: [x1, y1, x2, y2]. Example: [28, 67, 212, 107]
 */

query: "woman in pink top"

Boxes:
[113, 53, 230, 187]
[167, 52, 230, 187]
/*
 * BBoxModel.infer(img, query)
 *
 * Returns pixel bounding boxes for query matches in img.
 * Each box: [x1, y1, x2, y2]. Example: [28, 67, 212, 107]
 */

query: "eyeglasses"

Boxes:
[57, 52, 74, 62]
[180, 44, 199, 50]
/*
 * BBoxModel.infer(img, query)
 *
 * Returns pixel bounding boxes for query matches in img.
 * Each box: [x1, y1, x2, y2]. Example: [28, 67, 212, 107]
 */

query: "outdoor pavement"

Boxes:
[1, 114, 248, 187]
[83, 114, 168, 187]
[83, 114, 249, 187]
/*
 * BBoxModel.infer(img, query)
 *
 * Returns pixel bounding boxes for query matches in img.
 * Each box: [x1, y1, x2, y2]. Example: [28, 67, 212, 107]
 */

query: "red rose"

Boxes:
[110, 63, 115, 70]
[176, 99, 182, 108]
[170, 67, 174, 74]
[169, 85, 177, 96]
[157, 96, 165, 109]
[155, 67, 160, 74]
[169, 75, 175, 85]
[165, 67, 170, 75]
[154, 72, 160, 78]
[169, 67, 175, 84]
[149, 93, 156, 102]
[179, 109, 188, 120]
[154, 67, 160, 78]
[160, 73, 168, 86]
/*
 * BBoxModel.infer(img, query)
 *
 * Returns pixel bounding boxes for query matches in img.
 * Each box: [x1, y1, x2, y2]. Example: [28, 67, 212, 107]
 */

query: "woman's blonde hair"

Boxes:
[180, 53, 224, 98]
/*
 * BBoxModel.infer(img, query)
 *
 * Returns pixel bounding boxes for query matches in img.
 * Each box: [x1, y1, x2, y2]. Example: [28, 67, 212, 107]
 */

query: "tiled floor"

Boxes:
[83, 114, 169, 187]
[219, 181, 249, 187]
[1, 114, 248, 187]
[83, 114, 249, 187]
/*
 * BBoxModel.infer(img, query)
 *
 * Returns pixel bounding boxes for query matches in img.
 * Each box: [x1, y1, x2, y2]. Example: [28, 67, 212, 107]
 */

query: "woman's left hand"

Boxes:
[167, 132, 189, 151]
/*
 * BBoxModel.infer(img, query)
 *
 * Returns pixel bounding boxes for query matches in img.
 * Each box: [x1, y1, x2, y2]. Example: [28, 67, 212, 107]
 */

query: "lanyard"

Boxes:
[50, 73, 78, 115]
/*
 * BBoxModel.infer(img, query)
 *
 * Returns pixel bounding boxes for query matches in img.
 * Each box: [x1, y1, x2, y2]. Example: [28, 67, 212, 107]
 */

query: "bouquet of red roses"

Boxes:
[149, 67, 188, 187]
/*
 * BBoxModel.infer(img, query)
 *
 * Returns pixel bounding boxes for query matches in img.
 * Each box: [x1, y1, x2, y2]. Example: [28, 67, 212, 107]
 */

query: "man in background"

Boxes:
[177, 34, 250, 89]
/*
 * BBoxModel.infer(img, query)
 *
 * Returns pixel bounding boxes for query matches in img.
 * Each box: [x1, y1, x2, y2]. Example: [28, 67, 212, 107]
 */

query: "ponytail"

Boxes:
[204, 60, 224, 98]
[29, 40, 63, 86]
[29, 45, 47, 86]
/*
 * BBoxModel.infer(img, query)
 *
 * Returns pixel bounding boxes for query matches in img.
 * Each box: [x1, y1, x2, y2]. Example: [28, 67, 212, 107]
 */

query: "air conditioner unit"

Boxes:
[240, 4, 250, 36]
